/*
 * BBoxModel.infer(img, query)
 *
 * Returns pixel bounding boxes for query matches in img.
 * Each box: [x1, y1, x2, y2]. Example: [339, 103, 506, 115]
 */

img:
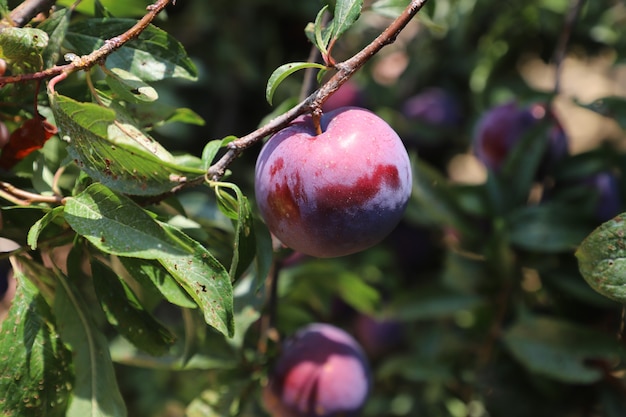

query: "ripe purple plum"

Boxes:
[402, 87, 461, 127]
[262, 323, 371, 417]
[353, 314, 404, 359]
[255, 106, 412, 258]
[582, 171, 622, 222]
[472, 101, 568, 174]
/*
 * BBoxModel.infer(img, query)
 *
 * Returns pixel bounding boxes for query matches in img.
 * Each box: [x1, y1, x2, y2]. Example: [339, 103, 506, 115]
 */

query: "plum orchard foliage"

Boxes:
[1, 0, 626, 416]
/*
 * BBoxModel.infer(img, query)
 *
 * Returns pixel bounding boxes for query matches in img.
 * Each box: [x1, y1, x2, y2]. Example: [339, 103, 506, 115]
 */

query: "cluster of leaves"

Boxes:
[0, 0, 272, 415]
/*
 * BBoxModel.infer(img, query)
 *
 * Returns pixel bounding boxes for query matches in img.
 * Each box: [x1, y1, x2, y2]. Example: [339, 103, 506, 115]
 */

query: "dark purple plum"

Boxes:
[402, 87, 461, 127]
[472, 101, 568, 174]
[353, 314, 404, 359]
[255, 106, 412, 258]
[262, 323, 371, 417]
[583, 171, 622, 222]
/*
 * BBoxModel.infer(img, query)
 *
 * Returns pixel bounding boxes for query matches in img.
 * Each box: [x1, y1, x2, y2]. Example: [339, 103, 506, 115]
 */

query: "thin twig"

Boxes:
[207, 0, 430, 181]
[0, 181, 65, 205]
[0, 0, 173, 89]
[553, 0, 586, 95]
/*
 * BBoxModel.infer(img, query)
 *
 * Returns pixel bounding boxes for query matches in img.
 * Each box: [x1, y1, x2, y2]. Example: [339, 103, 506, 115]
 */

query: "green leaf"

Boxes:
[329, 0, 363, 42]
[51, 94, 203, 196]
[202, 136, 237, 171]
[576, 96, 626, 131]
[392, 286, 484, 321]
[507, 203, 592, 253]
[104, 67, 159, 103]
[213, 182, 256, 280]
[64, 183, 234, 336]
[406, 159, 477, 236]
[266, 62, 328, 105]
[497, 120, 552, 210]
[372, 0, 409, 18]
[0, 27, 48, 72]
[119, 257, 197, 309]
[0, 263, 73, 417]
[38, 8, 72, 68]
[304, 5, 332, 56]
[65, 18, 197, 82]
[503, 315, 621, 384]
[186, 379, 252, 417]
[27, 206, 65, 250]
[54, 264, 127, 417]
[576, 214, 626, 303]
[91, 259, 176, 356]
[56, 0, 152, 17]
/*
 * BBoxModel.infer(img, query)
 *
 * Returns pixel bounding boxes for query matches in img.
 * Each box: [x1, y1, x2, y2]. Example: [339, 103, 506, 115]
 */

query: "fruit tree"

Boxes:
[2, 0, 626, 416]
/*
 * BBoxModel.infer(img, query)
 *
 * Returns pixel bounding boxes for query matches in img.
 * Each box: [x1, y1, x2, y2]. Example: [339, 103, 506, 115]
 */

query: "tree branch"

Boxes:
[206, 0, 429, 181]
[0, 0, 173, 89]
[0, 0, 56, 29]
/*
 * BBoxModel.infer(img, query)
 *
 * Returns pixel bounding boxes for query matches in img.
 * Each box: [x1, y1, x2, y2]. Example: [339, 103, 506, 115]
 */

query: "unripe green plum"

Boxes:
[255, 107, 412, 258]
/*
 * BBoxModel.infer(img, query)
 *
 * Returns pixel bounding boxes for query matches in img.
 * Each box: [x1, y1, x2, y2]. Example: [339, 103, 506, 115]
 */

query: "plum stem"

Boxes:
[207, 0, 430, 181]
[312, 108, 323, 136]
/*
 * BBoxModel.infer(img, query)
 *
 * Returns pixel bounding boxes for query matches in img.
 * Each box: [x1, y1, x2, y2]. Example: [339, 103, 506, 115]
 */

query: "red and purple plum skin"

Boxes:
[262, 323, 371, 417]
[255, 107, 412, 258]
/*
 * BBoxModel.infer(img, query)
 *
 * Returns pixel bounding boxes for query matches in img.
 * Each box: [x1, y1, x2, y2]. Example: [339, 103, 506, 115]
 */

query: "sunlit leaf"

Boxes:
[51, 94, 204, 196]
[0, 27, 48, 72]
[104, 67, 159, 103]
[64, 183, 234, 336]
[330, 0, 363, 42]
[266, 62, 328, 105]
[27, 206, 64, 250]
[65, 18, 197, 82]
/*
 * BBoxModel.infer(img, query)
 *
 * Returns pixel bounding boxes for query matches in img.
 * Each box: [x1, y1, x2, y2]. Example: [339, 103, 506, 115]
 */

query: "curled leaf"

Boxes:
[265, 62, 327, 105]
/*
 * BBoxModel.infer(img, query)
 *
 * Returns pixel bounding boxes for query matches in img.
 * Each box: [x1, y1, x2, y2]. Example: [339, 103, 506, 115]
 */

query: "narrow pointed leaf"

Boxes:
[266, 62, 328, 105]
[54, 268, 127, 417]
[27, 206, 65, 250]
[119, 257, 197, 308]
[91, 259, 176, 356]
[214, 182, 256, 280]
[576, 96, 626, 131]
[330, 0, 363, 41]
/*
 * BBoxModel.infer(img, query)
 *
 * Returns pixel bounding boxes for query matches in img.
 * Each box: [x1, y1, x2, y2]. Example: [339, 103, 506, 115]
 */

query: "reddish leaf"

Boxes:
[0, 116, 57, 169]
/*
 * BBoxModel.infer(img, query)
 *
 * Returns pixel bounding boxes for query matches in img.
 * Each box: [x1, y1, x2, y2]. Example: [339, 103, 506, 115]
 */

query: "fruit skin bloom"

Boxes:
[262, 323, 371, 417]
[255, 106, 412, 258]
